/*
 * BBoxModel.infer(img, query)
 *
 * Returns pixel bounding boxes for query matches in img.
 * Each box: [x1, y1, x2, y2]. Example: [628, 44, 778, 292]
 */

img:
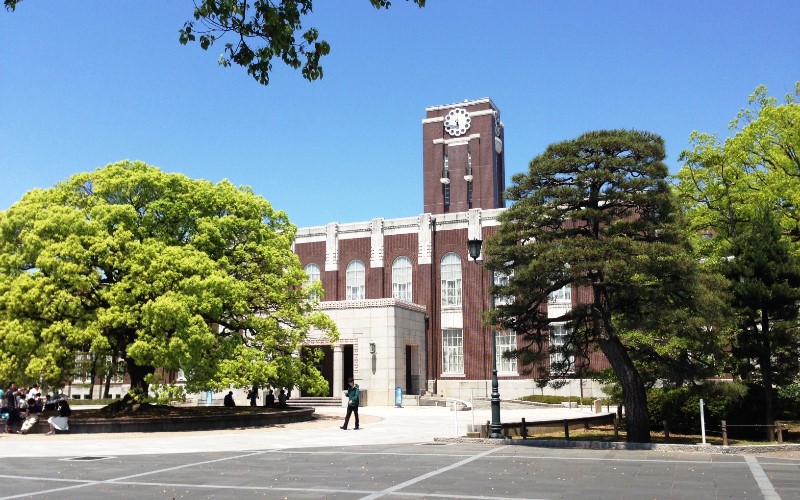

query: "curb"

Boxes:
[433, 437, 800, 455]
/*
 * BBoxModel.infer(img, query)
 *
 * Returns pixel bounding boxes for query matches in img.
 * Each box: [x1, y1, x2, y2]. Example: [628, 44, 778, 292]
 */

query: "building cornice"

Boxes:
[315, 298, 427, 314]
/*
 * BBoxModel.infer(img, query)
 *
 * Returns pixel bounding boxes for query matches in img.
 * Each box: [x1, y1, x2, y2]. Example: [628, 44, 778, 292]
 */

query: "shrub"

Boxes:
[518, 394, 603, 405]
[778, 384, 800, 419]
[647, 382, 747, 434]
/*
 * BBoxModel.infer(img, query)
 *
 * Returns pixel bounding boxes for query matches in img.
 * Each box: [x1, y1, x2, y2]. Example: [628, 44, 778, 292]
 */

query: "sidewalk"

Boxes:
[1, 404, 598, 458]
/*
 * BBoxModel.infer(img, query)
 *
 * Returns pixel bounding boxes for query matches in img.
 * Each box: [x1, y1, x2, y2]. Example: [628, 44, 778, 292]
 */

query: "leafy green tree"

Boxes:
[0, 161, 337, 398]
[4, 0, 425, 87]
[676, 83, 800, 433]
[485, 130, 703, 443]
[722, 206, 800, 436]
[676, 83, 800, 259]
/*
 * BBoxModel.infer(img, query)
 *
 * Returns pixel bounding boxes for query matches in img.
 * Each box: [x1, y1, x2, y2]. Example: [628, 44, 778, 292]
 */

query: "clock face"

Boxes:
[444, 108, 471, 137]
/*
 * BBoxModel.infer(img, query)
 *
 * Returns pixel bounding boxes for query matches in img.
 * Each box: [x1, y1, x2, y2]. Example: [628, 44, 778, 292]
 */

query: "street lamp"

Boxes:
[467, 238, 503, 439]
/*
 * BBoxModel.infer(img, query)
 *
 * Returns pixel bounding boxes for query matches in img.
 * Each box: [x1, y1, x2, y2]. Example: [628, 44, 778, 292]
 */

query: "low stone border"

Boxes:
[29, 407, 315, 434]
[434, 436, 800, 455]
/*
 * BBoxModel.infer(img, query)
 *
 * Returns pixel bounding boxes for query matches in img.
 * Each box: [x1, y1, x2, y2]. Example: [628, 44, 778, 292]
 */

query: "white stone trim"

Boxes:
[418, 213, 433, 265]
[315, 298, 426, 314]
[370, 218, 384, 268]
[325, 223, 339, 272]
[425, 98, 496, 112]
[432, 133, 481, 146]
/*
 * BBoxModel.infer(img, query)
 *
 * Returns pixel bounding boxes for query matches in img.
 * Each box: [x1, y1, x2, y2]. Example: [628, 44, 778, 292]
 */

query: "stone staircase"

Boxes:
[419, 394, 471, 411]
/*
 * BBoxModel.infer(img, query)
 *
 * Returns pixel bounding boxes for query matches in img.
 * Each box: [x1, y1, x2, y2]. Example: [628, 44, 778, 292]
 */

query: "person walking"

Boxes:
[340, 377, 360, 430]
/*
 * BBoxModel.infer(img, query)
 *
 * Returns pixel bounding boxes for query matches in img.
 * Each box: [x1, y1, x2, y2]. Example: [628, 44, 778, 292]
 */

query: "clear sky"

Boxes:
[2, 1, 799, 228]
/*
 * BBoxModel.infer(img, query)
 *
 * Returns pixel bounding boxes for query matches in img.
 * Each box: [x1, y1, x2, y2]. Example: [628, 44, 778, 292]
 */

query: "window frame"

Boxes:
[440, 252, 462, 307]
[442, 328, 464, 375]
[304, 263, 322, 301]
[495, 328, 518, 374]
[391, 256, 413, 301]
[345, 260, 366, 301]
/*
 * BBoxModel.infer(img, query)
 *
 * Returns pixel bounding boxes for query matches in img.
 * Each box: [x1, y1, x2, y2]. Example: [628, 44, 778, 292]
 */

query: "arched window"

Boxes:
[346, 260, 365, 300]
[440, 253, 462, 306]
[304, 263, 321, 301]
[392, 256, 412, 301]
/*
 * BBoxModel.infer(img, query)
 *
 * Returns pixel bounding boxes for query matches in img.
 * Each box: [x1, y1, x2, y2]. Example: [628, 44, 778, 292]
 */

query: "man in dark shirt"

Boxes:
[4, 383, 22, 433]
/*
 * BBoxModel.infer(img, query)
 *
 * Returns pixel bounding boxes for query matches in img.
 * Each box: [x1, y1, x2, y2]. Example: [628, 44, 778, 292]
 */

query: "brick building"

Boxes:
[294, 99, 608, 405]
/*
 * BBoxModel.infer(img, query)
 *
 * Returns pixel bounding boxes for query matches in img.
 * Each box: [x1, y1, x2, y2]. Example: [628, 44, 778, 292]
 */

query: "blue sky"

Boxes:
[2, 1, 798, 228]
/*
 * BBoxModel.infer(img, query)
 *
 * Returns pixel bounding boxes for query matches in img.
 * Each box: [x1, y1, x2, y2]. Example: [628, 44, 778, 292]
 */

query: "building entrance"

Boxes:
[302, 343, 355, 397]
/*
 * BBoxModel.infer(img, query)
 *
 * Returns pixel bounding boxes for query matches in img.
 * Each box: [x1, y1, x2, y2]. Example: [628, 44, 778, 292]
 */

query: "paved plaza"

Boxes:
[1, 405, 798, 499]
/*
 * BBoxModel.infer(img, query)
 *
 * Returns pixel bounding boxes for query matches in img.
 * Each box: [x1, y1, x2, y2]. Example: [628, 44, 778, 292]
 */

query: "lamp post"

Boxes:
[467, 238, 502, 439]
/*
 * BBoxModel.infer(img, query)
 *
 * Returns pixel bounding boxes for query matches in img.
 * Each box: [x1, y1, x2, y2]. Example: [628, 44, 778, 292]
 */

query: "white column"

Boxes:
[333, 344, 344, 397]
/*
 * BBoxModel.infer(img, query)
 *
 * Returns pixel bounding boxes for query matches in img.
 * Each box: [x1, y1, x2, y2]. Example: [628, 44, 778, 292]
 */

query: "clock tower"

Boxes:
[422, 99, 505, 215]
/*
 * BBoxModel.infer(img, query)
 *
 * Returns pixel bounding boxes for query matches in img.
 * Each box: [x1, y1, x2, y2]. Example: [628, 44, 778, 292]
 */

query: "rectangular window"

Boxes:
[347, 284, 364, 301]
[442, 328, 463, 374]
[393, 281, 411, 301]
[549, 323, 574, 373]
[548, 284, 571, 303]
[496, 329, 518, 373]
[492, 271, 513, 307]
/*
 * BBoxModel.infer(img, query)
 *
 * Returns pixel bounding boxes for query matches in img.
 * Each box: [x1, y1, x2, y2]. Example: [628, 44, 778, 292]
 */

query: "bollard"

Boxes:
[721, 420, 728, 446]
[564, 420, 570, 441]
[521, 418, 528, 439]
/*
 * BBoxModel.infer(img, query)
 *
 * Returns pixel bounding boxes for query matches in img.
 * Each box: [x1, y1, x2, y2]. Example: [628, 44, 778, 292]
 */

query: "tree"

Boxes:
[4, 0, 426, 87]
[676, 83, 800, 259]
[0, 161, 337, 398]
[676, 83, 800, 432]
[484, 130, 701, 443]
[722, 206, 800, 436]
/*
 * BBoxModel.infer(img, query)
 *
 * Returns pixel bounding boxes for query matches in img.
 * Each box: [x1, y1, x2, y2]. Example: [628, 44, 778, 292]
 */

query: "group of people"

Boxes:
[1, 383, 72, 435]
[224, 378, 361, 432]
[223, 388, 290, 407]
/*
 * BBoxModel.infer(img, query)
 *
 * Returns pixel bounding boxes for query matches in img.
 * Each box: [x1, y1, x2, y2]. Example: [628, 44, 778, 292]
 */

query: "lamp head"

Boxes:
[467, 238, 483, 260]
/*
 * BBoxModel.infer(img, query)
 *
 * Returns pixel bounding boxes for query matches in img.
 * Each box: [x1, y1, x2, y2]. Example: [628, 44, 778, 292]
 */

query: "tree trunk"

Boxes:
[87, 353, 99, 400]
[125, 356, 155, 397]
[103, 351, 115, 399]
[760, 310, 775, 441]
[599, 336, 651, 443]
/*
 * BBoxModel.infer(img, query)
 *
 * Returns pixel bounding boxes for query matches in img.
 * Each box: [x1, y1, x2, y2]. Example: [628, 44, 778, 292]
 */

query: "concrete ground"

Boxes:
[1, 404, 798, 499]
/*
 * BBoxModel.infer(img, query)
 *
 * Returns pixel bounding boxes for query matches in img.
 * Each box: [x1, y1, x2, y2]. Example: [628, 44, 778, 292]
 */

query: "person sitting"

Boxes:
[20, 397, 41, 434]
[223, 391, 236, 407]
[46, 399, 71, 435]
[277, 389, 287, 407]
[264, 389, 275, 407]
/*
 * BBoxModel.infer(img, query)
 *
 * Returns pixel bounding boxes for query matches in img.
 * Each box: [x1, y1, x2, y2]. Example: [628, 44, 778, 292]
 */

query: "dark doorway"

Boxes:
[303, 345, 333, 397]
[406, 345, 413, 394]
[343, 344, 354, 391]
